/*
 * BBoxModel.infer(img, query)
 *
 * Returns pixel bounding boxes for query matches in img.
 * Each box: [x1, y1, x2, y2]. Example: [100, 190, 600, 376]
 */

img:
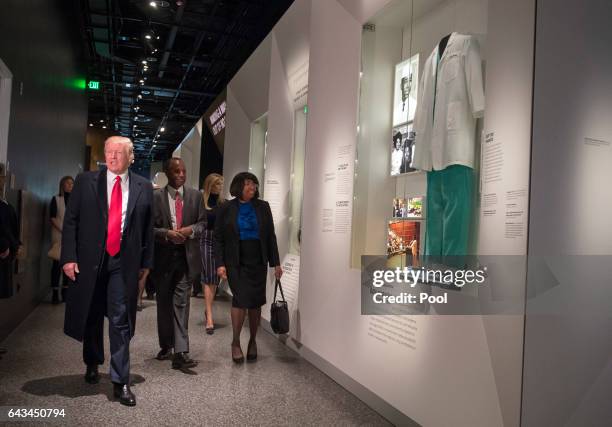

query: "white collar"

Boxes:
[107, 169, 129, 184]
[167, 185, 184, 199]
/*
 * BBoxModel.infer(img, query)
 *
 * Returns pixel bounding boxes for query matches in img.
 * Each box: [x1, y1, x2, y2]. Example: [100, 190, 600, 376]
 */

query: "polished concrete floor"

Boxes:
[0, 293, 391, 426]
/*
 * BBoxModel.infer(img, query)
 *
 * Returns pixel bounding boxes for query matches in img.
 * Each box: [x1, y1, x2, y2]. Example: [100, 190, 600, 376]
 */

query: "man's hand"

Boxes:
[217, 266, 227, 280]
[167, 230, 186, 244]
[0, 248, 9, 259]
[63, 262, 80, 281]
[274, 265, 283, 280]
[177, 226, 193, 238]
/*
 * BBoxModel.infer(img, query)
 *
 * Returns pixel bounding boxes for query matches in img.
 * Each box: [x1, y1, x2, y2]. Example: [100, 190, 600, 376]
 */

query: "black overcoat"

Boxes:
[60, 169, 154, 341]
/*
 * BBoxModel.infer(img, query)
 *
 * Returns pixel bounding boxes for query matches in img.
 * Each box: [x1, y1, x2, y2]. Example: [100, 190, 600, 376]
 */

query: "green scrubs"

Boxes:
[425, 165, 474, 256]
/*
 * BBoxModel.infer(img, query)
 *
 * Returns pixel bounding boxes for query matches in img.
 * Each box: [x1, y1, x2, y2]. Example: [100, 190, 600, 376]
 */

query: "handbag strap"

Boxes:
[273, 278, 286, 302]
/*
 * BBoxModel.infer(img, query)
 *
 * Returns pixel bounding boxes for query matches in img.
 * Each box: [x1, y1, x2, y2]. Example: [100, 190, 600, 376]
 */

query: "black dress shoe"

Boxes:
[172, 352, 198, 369]
[113, 383, 136, 406]
[84, 365, 100, 384]
[156, 348, 173, 360]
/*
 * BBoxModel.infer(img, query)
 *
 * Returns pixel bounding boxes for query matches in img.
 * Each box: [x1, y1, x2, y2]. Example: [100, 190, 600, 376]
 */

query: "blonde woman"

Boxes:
[200, 173, 225, 334]
[49, 176, 74, 304]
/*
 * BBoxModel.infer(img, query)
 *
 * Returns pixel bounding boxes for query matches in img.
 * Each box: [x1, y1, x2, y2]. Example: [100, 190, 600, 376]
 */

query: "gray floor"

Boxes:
[0, 293, 391, 426]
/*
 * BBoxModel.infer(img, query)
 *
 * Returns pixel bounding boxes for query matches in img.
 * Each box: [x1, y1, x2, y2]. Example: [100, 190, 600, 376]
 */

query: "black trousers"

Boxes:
[83, 254, 131, 384]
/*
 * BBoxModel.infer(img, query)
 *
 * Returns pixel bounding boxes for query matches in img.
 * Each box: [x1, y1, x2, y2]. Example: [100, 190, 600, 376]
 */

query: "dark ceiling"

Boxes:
[78, 0, 294, 172]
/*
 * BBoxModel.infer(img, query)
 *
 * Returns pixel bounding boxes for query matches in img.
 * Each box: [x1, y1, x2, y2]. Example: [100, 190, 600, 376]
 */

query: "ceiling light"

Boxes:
[102, 125, 106, 129]
[150, 1, 157, 7]
[139, 79, 144, 83]
[125, 83, 131, 88]
[145, 34, 152, 40]
[89, 123, 93, 127]
[138, 94, 142, 99]
[160, 127, 165, 132]
[142, 60, 147, 65]
[99, 119, 104, 122]
[156, 36, 160, 40]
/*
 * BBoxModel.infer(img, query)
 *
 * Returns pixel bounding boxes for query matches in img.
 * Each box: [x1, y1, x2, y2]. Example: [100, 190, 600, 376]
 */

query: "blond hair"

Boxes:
[202, 173, 225, 210]
[104, 136, 135, 163]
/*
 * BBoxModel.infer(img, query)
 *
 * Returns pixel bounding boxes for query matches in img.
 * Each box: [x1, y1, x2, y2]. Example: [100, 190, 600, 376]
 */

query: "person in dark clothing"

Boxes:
[0, 163, 20, 300]
[61, 137, 154, 406]
[49, 176, 74, 304]
[200, 173, 225, 334]
[214, 172, 282, 363]
[152, 158, 205, 369]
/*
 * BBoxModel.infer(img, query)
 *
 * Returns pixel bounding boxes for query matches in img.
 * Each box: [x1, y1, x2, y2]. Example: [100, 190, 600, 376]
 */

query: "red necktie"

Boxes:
[175, 193, 183, 230]
[106, 176, 122, 256]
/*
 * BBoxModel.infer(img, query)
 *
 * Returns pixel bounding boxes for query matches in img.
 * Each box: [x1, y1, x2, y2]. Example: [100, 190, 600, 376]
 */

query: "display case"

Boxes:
[352, 0, 486, 268]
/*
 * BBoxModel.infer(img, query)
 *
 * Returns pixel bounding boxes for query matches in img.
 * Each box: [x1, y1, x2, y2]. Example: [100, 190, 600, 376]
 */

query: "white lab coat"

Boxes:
[412, 32, 485, 171]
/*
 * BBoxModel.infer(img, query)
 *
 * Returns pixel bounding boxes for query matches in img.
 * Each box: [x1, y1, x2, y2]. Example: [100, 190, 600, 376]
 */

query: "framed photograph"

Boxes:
[392, 54, 419, 126]
[387, 219, 421, 257]
[390, 123, 416, 176]
[392, 197, 424, 219]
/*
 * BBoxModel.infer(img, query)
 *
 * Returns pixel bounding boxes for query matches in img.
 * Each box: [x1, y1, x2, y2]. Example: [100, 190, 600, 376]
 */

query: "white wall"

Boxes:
[224, 35, 272, 195]
[220, 0, 536, 425]
[523, 0, 612, 425]
[0, 58, 12, 165]
[172, 119, 202, 189]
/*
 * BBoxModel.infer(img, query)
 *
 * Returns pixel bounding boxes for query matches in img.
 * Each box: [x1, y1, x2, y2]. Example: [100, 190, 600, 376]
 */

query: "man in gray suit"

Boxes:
[153, 157, 205, 369]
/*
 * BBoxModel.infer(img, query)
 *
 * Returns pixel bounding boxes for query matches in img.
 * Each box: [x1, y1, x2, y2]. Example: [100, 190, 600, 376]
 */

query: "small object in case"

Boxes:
[270, 278, 289, 334]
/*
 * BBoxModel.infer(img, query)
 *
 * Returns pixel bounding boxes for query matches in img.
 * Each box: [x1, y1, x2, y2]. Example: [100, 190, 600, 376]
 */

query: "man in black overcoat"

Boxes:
[61, 136, 153, 406]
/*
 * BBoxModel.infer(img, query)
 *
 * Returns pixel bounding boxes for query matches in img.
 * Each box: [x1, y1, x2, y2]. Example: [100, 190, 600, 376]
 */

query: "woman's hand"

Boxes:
[274, 265, 283, 279]
[217, 266, 227, 280]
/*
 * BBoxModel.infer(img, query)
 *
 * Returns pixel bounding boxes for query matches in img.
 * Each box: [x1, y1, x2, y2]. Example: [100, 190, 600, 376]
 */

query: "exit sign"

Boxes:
[88, 81, 100, 90]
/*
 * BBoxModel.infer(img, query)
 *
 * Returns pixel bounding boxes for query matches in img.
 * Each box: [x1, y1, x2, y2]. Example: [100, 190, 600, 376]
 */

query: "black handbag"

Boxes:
[270, 278, 289, 334]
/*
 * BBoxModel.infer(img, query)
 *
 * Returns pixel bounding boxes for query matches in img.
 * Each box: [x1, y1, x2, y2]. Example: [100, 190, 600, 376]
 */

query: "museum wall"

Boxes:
[172, 119, 202, 190]
[259, 0, 311, 332]
[0, 0, 88, 340]
[220, 0, 536, 425]
[522, 0, 612, 425]
[224, 36, 272, 193]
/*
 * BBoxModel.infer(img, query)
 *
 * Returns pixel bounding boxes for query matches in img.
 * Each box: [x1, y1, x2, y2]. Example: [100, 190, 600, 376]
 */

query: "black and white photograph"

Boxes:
[390, 124, 416, 176]
[392, 54, 419, 126]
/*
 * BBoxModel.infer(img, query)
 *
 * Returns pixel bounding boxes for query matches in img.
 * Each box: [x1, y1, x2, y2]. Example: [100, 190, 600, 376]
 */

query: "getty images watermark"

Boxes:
[360, 255, 529, 315]
[371, 264, 487, 304]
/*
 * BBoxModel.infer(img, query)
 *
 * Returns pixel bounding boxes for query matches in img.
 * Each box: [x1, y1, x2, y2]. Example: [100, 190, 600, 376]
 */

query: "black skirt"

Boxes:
[227, 240, 267, 308]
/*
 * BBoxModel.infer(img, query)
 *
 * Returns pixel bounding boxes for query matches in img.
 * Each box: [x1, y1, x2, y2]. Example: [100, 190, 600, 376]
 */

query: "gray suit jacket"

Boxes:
[153, 186, 206, 281]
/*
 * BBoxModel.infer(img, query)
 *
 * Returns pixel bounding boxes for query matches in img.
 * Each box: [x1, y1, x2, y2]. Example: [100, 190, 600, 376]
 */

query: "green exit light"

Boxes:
[303, 105, 308, 114]
[88, 81, 100, 90]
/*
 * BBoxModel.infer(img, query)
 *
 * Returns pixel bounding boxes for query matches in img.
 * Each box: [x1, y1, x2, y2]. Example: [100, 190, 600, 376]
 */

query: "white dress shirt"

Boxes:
[412, 32, 485, 171]
[166, 185, 196, 239]
[107, 170, 129, 232]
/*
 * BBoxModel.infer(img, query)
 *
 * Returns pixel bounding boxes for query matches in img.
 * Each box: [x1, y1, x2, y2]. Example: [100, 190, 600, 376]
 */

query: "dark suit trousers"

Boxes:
[83, 254, 131, 384]
[156, 247, 191, 353]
